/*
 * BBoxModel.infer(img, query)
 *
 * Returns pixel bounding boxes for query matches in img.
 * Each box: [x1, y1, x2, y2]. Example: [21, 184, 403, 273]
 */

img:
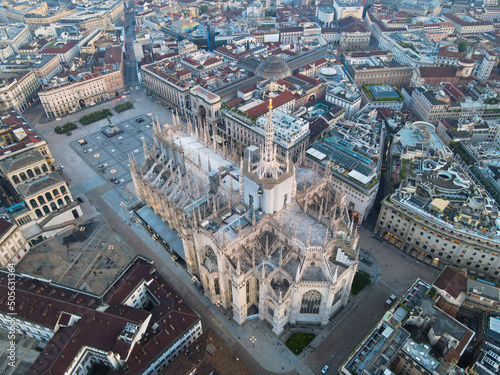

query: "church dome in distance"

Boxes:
[255, 56, 292, 79]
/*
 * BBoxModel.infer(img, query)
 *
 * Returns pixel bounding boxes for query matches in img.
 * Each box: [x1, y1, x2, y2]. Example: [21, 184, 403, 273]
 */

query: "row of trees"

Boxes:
[79, 109, 113, 125]
[114, 101, 133, 113]
[55, 122, 77, 134]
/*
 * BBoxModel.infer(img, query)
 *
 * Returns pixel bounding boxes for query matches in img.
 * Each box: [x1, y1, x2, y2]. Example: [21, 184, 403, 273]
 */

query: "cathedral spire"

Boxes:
[193, 210, 198, 227]
[142, 136, 149, 160]
[323, 228, 329, 248]
[263, 98, 275, 165]
[239, 158, 244, 200]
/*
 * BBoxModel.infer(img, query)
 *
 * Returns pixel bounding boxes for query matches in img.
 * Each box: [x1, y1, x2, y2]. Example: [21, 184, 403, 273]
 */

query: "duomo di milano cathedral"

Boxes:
[130, 101, 359, 335]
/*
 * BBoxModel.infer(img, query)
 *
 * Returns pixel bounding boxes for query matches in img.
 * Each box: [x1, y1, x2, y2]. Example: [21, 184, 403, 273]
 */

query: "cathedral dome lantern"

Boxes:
[242, 99, 296, 214]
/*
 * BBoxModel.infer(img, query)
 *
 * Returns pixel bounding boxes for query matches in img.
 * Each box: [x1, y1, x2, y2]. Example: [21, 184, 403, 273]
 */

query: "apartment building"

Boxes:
[341, 279, 474, 375]
[280, 27, 303, 43]
[306, 109, 383, 224]
[40, 40, 80, 63]
[347, 64, 413, 87]
[0, 110, 52, 162]
[0, 24, 31, 54]
[375, 191, 500, 281]
[409, 87, 490, 124]
[325, 83, 362, 120]
[92, 0, 125, 25]
[0, 71, 39, 113]
[59, 13, 107, 34]
[0, 54, 62, 86]
[39, 68, 124, 118]
[0, 257, 203, 375]
[23, 9, 76, 29]
[142, 61, 191, 117]
[0, 217, 29, 267]
[220, 94, 309, 160]
[436, 47, 497, 82]
[442, 13, 494, 35]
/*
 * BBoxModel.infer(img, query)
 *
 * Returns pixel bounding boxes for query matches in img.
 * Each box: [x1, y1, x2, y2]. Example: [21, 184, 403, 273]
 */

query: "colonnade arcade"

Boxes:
[26, 185, 71, 218]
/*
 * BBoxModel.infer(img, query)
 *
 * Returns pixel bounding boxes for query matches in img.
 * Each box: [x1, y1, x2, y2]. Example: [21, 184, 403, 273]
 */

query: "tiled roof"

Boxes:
[0, 218, 13, 238]
[0, 150, 45, 174]
[104, 46, 122, 65]
[419, 66, 458, 78]
[17, 172, 64, 198]
[245, 91, 295, 118]
[11, 256, 201, 375]
[433, 267, 467, 299]
[41, 41, 78, 55]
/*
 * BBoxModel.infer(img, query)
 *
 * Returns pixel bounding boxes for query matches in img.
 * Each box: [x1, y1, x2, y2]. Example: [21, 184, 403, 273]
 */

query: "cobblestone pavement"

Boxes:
[69, 115, 155, 201]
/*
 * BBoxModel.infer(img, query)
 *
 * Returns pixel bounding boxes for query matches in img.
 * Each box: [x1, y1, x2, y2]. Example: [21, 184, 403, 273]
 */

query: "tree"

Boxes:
[200, 5, 209, 14]
[458, 41, 467, 53]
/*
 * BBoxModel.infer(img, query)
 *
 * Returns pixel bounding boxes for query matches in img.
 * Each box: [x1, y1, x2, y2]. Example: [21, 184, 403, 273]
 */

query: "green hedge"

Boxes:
[352, 270, 371, 295]
[55, 122, 77, 134]
[285, 333, 316, 355]
[79, 109, 112, 125]
[114, 101, 133, 113]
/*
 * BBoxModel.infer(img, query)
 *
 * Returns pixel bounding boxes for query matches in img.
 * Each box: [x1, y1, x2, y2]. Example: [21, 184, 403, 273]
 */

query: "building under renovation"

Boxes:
[130, 103, 359, 334]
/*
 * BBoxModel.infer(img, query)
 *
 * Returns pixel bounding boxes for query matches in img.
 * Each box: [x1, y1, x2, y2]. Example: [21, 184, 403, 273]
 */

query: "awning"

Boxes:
[136, 206, 185, 261]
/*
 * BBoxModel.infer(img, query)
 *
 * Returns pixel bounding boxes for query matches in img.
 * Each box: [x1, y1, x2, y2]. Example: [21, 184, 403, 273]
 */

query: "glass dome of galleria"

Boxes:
[255, 56, 292, 79]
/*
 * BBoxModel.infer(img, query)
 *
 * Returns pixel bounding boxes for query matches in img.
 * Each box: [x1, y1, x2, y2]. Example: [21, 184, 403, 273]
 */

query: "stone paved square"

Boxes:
[70, 116, 155, 201]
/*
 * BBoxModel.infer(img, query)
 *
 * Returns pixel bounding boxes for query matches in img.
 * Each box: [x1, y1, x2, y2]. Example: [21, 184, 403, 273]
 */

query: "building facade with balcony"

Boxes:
[38, 69, 124, 118]
[375, 192, 500, 282]
[0, 217, 29, 267]
[142, 62, 191, 118]
[0, 71, 39, 113]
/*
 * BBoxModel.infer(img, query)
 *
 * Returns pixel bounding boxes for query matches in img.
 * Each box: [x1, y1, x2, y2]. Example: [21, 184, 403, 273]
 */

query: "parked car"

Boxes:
[66, 131, 72, 136]
[322, 365, 329, 374]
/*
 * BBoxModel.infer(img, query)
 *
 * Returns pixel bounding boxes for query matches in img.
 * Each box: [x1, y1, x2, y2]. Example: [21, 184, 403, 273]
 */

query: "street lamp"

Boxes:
[250, 336, 256, 347]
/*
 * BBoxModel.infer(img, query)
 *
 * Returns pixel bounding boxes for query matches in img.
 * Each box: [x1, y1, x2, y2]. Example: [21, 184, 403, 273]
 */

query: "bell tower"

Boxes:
[242, 99, 296, 214]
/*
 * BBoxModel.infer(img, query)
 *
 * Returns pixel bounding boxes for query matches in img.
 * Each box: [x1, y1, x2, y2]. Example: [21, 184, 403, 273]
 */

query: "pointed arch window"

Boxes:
[300, 290, 322, 314]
